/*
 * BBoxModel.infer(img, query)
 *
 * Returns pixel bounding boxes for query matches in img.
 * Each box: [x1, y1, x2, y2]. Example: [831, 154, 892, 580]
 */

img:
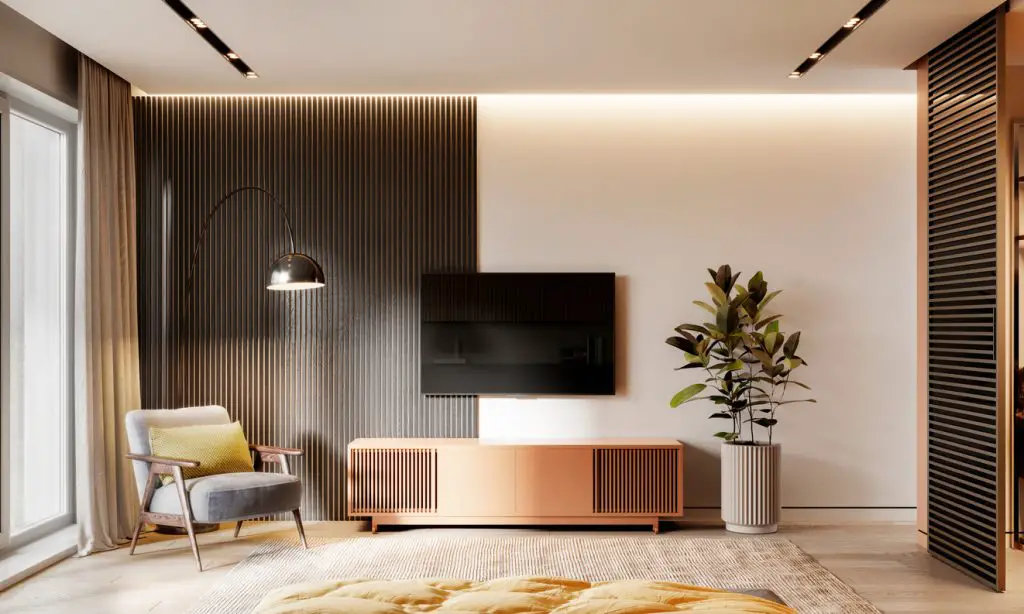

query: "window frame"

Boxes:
[0, 91, 78, 552]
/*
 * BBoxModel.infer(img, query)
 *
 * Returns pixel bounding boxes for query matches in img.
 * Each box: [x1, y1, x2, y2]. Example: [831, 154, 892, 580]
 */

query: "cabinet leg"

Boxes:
[652, 519, 660, 534]
[371, 518, 379, 534]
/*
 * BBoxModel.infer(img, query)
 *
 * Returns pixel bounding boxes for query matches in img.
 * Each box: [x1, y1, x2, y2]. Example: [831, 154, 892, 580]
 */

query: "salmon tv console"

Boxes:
[347, 438, 683, 532]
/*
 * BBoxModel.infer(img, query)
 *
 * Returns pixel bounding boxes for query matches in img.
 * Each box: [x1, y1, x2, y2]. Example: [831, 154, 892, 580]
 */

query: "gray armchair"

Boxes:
[124, 405, 307, 571]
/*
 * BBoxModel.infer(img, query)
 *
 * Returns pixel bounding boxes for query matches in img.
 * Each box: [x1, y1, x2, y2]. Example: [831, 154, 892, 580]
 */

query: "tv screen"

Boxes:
[421, 272, 615, 395]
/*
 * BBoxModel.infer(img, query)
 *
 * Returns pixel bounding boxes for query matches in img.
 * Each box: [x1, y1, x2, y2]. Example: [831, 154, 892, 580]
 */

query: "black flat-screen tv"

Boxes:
[420, 272, 615, 396]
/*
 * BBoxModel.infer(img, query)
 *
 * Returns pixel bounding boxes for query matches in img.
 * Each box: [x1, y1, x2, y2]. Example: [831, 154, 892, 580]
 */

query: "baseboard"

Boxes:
[677, 507, 917, 525]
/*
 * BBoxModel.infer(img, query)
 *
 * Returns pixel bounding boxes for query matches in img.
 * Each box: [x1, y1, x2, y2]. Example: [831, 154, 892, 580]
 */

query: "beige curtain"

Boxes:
[74, 56, 141, 555]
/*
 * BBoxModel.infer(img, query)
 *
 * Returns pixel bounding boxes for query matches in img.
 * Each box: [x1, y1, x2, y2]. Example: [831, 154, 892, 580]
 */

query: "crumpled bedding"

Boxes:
[253, 576, 796, 614]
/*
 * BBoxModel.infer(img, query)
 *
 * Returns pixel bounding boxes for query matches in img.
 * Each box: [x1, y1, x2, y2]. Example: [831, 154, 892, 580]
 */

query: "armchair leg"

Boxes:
[173, 467, 203, 572]
[128, 518, 144, 556]
[233, 520, 244, 538]
[292, 509, 308, 549]
[130, 472, 159, 556]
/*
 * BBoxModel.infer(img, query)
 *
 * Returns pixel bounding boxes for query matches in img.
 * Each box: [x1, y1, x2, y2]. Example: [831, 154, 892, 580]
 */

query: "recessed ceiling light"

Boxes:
[788, 0, 888, 79]
[162, 1, 258, 79]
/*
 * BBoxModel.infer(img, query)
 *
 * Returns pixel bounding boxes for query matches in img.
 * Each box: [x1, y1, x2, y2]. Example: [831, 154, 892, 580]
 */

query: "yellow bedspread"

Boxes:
[253, 576, 797, 614]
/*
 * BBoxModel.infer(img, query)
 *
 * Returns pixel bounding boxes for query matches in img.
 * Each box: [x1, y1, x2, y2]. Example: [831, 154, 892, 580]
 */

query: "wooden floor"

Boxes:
[0, 522, 1022, 613]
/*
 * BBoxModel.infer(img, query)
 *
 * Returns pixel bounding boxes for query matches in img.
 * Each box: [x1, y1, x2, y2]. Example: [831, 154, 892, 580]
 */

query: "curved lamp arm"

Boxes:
[184, 186, 298, 298]
[171, 185, 324, 406]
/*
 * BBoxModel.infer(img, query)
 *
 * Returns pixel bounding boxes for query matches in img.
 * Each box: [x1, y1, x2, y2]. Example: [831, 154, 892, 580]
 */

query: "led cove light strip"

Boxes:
[788, 0, 889, 79]
[162, 0, 258, 79]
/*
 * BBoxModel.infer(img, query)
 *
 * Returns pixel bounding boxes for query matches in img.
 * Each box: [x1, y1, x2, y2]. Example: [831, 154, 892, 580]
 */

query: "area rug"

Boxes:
[188, 533, 880, 614]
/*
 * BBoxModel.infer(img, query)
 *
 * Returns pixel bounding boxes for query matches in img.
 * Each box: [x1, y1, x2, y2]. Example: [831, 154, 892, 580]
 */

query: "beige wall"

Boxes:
[0, 3, 77, 107]
[477, 95, 917, 513]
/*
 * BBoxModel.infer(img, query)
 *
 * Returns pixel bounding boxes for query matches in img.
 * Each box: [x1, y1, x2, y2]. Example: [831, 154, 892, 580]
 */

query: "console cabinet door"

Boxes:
[515, 447, 593, 516]
[436, 446, 516, 516]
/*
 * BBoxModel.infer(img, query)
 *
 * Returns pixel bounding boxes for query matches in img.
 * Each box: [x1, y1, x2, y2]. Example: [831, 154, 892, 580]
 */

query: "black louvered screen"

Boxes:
[926, 8, 1002, 590]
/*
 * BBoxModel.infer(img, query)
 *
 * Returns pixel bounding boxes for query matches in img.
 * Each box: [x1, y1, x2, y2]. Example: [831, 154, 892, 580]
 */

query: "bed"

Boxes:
[253, 576, 795, 614]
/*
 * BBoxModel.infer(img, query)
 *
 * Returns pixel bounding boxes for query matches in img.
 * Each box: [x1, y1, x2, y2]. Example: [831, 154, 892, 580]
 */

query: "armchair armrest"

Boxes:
[126, 452, 200, 468]
[249, 444, 302, 474]
[249, 444, 303, 456]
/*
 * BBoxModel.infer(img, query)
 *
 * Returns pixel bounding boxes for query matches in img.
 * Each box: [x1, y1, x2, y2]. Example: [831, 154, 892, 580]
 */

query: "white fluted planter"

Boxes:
[721, 442, 781, 534]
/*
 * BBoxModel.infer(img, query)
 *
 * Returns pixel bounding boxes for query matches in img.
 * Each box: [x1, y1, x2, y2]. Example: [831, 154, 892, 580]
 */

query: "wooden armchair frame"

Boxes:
[126, 444, 307, 571]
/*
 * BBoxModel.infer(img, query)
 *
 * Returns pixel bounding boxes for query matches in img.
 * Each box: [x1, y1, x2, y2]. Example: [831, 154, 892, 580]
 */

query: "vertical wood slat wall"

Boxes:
[925, 9, 1004, 590]
[134, 96, 478, 521]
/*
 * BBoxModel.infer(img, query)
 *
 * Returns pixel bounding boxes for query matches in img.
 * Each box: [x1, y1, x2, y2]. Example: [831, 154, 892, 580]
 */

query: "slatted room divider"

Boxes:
[925, 8, 1004, 590]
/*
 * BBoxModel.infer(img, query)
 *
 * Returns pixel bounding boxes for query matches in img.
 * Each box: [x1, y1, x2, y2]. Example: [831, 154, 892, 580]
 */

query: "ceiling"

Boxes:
[0, 0, 1005, 94]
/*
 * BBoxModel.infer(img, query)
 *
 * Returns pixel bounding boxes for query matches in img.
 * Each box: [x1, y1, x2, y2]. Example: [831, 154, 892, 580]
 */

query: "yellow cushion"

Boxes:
[253, 577, 796, 614]
[149, 421, 254, 485]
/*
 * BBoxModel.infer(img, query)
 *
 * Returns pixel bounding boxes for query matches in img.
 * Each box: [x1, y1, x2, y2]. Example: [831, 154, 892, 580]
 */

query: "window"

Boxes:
[0, 94, 76, 549]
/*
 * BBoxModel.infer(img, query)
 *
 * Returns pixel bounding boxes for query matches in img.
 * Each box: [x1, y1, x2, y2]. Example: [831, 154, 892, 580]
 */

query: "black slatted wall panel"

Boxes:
[135, 96, 478, 520]
[926, 10, 1002, 589]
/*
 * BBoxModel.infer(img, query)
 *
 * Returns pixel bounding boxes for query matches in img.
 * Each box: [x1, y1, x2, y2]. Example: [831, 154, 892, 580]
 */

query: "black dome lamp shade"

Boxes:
[184, 186, 325, 299]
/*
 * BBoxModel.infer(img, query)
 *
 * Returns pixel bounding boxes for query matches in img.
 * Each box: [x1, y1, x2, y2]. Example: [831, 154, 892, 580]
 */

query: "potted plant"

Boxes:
[666, 265, 814, 534]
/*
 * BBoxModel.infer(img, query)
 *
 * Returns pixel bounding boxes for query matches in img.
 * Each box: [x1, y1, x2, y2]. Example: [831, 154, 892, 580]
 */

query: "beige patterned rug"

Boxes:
[189, 532, 880, 613]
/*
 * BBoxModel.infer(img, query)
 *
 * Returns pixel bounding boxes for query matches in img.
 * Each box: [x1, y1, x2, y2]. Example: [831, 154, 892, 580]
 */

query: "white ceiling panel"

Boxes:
[0, 0, 1004, 93]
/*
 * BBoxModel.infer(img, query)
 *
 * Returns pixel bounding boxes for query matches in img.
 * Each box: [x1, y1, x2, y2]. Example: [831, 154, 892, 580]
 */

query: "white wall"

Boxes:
[477, 95, 917, 511]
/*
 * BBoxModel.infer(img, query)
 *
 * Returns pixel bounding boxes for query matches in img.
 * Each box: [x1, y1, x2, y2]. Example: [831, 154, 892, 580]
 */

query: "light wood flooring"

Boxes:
[1, 522, 1023, 613]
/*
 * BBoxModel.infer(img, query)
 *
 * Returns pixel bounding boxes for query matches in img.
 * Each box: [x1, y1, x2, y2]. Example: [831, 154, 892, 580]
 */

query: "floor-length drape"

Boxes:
[74, 55, 141, 555]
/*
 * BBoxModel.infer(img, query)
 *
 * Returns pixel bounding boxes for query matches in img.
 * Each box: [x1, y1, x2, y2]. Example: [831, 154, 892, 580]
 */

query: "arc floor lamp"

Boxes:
[157, 185, 325, 534]
[165, 185, 326, 408]
[174, 185, 326, 384]
[184, 185, 325, 295]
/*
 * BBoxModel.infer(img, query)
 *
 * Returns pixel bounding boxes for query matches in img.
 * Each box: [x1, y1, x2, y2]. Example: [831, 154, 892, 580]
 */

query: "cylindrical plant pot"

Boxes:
[721, 442, 781, 534]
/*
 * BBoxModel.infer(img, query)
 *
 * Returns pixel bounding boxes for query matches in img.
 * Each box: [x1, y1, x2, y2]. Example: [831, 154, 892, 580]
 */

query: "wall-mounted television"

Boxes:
[421, 272, 615, 396]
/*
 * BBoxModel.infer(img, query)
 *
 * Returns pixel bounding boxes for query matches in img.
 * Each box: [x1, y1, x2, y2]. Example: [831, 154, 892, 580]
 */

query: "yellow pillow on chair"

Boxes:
[149, 421, 254, 485]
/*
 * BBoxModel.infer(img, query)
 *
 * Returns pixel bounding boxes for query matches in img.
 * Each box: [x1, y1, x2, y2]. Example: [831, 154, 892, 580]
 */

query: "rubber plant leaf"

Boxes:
[693, 300, 717, 315]
[665, 336, 696, 354]
[670, 383, 707, 407]
[755, 314, 782, 330]
[783, 331, 801, 359]
[705, 282, 728, 307]
[758, 289, 782, 312]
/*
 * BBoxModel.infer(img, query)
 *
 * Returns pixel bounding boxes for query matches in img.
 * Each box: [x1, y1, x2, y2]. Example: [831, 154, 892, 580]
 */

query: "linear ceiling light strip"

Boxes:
[789, 0, 890, 79]
[162, 0, 258, 79]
